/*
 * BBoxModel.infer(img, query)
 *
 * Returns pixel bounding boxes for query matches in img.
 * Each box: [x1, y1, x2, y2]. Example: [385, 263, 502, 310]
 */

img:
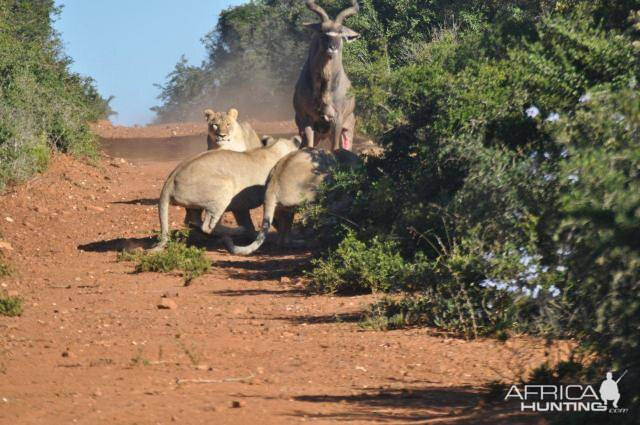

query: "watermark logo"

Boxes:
[505, 370, 629, 413]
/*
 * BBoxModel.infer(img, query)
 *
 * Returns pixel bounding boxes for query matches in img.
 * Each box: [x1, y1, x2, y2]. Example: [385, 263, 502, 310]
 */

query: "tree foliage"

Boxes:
[304, 1, 640, 420]
[152, 0, 313, 122]
[0, 0, 112, 190]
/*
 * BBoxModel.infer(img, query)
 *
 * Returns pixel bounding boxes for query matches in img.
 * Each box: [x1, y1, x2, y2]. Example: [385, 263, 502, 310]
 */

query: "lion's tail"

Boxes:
[150, 171, 175, 251]
[223, 189, 277, 256]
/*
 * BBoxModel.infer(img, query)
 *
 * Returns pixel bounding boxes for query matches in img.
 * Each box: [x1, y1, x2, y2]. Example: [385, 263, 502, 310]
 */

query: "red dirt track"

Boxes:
[0, 126, 569, 424]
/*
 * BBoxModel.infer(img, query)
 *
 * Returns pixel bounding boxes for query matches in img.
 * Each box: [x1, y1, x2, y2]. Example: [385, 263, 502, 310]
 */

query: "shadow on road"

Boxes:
[78, 231, 223, 253]
[111, 198, 158, 206]
[79, 228, 312, 259]
[283, 385, 538, 424]
[214, 255, 310, 281]
[78, 236, 157, 252]
[210, 287, 308, 297]
[272, 311, 363, 325]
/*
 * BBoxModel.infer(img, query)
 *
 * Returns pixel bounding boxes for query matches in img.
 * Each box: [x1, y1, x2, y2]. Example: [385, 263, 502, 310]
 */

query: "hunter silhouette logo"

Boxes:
[505, 369, 629, 413]
[599, 370, 626, 408]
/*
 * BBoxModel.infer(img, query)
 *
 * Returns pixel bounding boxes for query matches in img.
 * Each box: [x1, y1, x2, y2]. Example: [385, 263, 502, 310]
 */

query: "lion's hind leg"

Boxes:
[184, 208, 203, 229]
[198, 181, 234, 236]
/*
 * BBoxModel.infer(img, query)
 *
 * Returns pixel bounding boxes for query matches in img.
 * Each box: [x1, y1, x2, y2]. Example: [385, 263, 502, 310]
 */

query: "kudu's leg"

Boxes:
[332, 117, 344, 151]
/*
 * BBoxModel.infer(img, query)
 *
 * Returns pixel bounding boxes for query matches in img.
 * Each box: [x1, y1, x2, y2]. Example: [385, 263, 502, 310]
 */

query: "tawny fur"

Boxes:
[224, 148, 359, 255]
[204, 108, 262, 152]
[151, 137, 301, 252]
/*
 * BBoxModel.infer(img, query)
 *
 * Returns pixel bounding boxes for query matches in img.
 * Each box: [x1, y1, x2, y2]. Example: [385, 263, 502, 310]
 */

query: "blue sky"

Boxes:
[54, 0, 246, 125]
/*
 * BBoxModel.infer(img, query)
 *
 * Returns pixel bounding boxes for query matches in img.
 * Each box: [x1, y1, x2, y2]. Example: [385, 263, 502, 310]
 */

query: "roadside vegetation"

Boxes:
[0, 255, 11, 278]
[0, 0, 112, 192]
[0, 246, 18, 316]
[155, 1, 640, 420]
[117, 231, 211, 285]
[0, 290, 22, 317]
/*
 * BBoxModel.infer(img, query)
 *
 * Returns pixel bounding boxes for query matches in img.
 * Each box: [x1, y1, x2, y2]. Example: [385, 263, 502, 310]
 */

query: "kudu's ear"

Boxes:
[204, 109, 216, 121]
[303, 22, 323, 32]
[227, 108, 239, 120]
[293, 135, 303, 148]
[341, 26, 360, 42]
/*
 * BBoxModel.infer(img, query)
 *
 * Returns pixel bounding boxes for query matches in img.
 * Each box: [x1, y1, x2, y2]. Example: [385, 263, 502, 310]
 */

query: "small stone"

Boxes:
[87, 205, 105, 213]
[280, 276, 292, 284]
[195, 364, 209, 371]
[162, 290, 179, 299]
[4, 217, 14, 223]
[158, 298, 178, 310]
[0, 241, 13, 251]
[93, 388, 102, 397]
[228, 400, 242, 408]
[35, 206, 48, 214]
[61, 351, 71, 358]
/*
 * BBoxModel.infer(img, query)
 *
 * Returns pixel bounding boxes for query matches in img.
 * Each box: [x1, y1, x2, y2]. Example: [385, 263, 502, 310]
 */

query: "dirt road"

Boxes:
[0, 133, 564, 424]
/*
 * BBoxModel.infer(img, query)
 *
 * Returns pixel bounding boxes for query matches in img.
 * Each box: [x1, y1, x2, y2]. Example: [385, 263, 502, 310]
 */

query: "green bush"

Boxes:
[0, 0, 112, 191]
[552, 89, 640, 418]
[0, 290, 22, 317]
[308, 231, 410, 294]
[0, 253, 11, 278]
[302, 2, 640, 420]
[118, 232, 211, 284]
[307, 2, 639, 324]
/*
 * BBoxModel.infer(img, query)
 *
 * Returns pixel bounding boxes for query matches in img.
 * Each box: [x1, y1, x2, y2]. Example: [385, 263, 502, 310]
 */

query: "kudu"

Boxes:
[293, 0, 360, 151]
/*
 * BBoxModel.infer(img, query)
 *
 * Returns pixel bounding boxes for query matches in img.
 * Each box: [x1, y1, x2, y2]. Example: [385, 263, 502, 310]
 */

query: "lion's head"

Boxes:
[204, 108, 239, 143]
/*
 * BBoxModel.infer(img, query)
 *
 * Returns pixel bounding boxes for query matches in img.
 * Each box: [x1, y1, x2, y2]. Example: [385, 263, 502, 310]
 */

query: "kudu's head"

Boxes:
[304, 0, 360, 59]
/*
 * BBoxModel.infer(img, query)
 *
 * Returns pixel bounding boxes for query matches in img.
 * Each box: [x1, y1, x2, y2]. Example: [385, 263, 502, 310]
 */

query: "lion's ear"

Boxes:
[261, 135, 275, 147]
[227, 108, 239, 120]
[204, 109, 216, 121]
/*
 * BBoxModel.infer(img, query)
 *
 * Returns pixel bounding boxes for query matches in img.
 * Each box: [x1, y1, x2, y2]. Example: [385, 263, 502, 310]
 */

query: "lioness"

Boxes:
[204, 108, 262, 152]
[223, 148, 359, 255]
[151, 136, 302, 252]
